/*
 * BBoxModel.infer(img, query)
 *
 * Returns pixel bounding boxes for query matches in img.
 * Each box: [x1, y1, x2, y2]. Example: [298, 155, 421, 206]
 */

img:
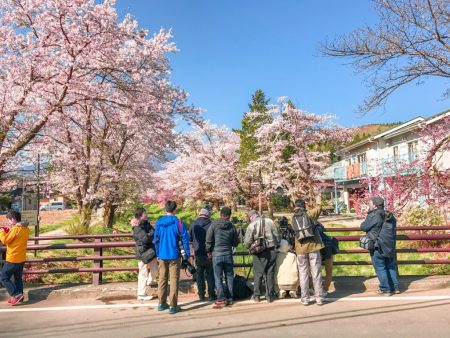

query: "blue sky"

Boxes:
[116, 0, 450, 129]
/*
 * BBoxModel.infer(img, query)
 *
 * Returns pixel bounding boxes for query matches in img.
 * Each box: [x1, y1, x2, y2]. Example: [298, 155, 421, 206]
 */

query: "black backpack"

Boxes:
[228, 275, 253, 300]
[292, 213, 316, 241]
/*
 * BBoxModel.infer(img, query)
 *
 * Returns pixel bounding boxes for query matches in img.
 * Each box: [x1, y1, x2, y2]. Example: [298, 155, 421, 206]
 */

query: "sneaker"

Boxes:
[168, 306, 181, 315]
[301, 299, 310, 306]
[157, 303, 169, 311]
[316, 298, 325, 306]
[393, 289, 401, 294]
[252, 296, 260, 303]
[208, 294, 217, 302]
[7, 297, 13, 305]
[213, 300, 225, 308]
[10, 294, 24, 306]
[148, 281, 158, 288]
[138, 295, 154, 301]
[377, 290, 392, 297]
[225, 299, 233, 306]
[279, 291, 287, 299]
[267, 297, 274, 303]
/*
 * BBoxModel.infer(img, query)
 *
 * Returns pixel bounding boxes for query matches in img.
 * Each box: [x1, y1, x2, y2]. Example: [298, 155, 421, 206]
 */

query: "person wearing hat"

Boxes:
[189, 207, 216, 301]
[361, 196, 399, 296]
[244, 210, 280, 303]
[292, 199, 325, 306]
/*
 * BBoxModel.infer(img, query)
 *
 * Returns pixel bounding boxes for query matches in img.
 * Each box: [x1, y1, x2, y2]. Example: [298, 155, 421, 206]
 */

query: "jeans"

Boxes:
[1, 262, 24, 297]
[370, 250, 399, 292]
[212, 254, 234, 301]
[297, 251, 323, 302]
[158, 259, 181, 307]
[195, 256, 215, 298]
[252, 248, 277, 298]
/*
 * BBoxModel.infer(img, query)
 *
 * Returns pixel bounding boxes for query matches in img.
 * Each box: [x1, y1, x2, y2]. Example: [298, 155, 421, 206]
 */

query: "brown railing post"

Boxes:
[93, 238, 103, 286]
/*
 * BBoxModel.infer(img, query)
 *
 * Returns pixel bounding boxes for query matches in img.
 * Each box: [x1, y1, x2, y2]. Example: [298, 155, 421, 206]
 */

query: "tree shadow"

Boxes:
[25, 283, 84, 305]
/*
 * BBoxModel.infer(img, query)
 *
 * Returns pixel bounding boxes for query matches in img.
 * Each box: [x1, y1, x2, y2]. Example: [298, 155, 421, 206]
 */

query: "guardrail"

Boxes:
[0, 227, 449, 285]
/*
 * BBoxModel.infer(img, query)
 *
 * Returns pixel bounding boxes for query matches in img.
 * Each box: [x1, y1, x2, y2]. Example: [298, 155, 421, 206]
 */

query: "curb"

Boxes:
[0, 276, 448, 301]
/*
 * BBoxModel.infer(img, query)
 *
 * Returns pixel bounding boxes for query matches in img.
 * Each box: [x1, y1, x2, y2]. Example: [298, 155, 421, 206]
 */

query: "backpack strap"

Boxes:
[255, 217, 265, 238]
[177, 219, 182, 234]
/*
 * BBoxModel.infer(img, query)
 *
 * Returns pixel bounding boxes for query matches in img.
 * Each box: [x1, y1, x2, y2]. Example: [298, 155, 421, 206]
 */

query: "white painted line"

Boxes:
[0, 295, 448, 313]
[0, 303, 153, 313]
[328, 296, 450, 301]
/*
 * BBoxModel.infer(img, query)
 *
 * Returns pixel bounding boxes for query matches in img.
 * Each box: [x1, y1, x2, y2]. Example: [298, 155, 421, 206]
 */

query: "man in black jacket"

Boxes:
[132, 208, 158, 301]
[206, 207, 239, 307]
[361, 196, 399, 296]
[189, 208, 216, 301]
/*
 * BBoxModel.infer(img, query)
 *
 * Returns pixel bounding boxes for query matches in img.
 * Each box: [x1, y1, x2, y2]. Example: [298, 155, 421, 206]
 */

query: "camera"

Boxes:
[279, 216, 295, 246]
[178, 240, 196, 275]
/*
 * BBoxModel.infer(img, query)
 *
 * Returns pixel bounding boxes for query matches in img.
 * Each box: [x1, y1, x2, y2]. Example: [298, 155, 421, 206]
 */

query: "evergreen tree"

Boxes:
[238, 89, 270, 167]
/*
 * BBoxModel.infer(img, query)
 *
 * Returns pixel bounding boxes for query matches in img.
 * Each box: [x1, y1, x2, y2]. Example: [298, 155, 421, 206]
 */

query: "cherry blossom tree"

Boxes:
[0, 0, 200, 231]
[156, 122, 242, 209]
[247, 98, 351, 212]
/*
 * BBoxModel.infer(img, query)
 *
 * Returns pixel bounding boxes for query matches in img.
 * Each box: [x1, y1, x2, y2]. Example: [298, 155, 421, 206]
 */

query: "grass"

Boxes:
[29, 221, 69, 236]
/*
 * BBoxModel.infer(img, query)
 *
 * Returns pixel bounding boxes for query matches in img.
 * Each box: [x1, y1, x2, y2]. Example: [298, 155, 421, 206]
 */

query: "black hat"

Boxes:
[294, 199, 306, 209]
[371, 196, 384, 208]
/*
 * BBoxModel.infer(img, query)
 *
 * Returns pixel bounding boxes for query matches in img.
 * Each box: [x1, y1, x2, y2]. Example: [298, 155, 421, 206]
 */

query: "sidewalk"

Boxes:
[1, 275, 448, 301]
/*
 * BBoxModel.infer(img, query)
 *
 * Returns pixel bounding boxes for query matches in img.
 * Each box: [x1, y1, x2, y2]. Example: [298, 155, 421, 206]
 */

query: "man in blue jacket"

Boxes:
[154, 200, 190, 314]
[189, 207, 216, 301]
[361, 196, 399, 296]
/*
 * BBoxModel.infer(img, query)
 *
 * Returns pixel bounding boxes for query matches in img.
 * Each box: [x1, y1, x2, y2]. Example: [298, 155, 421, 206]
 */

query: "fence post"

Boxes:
[93, 238, 103, 286]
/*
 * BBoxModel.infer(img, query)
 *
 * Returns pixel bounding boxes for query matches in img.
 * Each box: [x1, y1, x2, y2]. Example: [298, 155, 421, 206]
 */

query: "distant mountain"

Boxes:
[349, 122, 403, 145]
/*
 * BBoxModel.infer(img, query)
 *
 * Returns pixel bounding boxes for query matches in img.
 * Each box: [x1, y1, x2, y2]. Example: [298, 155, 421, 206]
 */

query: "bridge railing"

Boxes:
[0, 226, 449, 285]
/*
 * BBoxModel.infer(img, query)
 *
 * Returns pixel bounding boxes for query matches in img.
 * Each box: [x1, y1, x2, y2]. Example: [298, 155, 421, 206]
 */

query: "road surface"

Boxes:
[0, 289, 449, 337]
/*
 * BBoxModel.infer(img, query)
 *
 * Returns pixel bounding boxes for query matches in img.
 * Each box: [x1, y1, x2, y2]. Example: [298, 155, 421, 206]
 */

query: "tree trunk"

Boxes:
[79, 205, 93, 234]
[103, 200, 117, 229]
[258, 192, 263, 215]
[232, 199, 238, 212]
[268, 195, 274, 219]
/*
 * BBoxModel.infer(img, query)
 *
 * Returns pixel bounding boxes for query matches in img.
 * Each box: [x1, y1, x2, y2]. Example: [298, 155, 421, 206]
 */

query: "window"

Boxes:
[357, 153, 367, 163]
[393, 146, 399, 160]
[408, 141, 418, 162]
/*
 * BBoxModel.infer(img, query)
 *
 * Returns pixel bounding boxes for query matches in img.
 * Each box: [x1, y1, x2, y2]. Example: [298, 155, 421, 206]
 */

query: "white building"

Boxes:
[324, 110, 450, 213]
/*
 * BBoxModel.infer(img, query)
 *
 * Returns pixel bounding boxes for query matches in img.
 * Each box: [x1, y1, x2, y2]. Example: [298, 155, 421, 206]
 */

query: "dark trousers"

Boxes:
[1, 262, 25, 297]
[370, 250, 399, 292]
[252, 248, 276, 298]
[195, 256, 215, 297]
[212, 254, 234, 301]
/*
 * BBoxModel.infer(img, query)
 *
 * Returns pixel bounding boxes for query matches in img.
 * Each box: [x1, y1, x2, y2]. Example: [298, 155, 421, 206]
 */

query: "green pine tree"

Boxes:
[238, 89, 270, 167]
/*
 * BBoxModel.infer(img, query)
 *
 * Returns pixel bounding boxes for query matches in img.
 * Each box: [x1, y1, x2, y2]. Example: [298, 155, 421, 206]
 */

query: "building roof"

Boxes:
[340, 109, 449, 153]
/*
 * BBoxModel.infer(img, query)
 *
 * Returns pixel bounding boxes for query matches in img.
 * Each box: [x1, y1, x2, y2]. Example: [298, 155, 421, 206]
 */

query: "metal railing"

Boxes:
[0, 227, 449, 285]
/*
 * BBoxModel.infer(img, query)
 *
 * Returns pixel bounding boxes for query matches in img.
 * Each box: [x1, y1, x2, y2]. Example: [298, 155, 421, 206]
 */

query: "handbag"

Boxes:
[249, 217, 267, 255]
[360, 216, 385, 250]
[359, 234, 375, 250]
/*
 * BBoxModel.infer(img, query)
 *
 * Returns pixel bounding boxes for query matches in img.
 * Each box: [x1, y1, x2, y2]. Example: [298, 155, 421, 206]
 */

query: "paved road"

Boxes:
[0, 289, 449, 338]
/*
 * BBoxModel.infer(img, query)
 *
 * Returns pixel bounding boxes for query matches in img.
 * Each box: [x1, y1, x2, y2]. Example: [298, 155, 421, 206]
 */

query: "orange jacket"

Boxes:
[0, 224, 29, 263]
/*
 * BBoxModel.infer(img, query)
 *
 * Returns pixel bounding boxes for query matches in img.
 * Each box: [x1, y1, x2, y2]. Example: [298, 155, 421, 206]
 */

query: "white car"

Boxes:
[40, 202, 64, 211]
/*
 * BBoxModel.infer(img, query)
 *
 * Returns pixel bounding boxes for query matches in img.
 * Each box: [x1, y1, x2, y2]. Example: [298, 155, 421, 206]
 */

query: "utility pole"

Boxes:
[21, 178, 25, 211]
[35, 153, 40, 248]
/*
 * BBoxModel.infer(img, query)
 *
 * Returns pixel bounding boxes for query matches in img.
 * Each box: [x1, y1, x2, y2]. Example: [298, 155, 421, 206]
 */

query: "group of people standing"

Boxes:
[0, 195, 398, 310]
[132, 196, 400, 314]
